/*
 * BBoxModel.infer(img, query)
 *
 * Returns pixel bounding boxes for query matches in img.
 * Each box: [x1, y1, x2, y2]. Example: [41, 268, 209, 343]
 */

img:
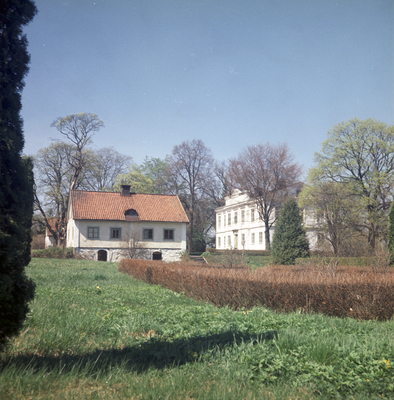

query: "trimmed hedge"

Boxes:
[119, 259, 394, 320]
[296, 256, 379, 267]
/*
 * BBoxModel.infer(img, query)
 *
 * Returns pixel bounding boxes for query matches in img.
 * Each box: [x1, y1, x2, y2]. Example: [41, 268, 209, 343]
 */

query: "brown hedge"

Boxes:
[118, 259, 394, 320]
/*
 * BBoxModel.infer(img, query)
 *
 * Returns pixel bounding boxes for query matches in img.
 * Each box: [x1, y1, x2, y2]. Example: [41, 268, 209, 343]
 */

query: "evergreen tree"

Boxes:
[0, 0, 37, 352]
[388, 202, 394, 263]
[271, 198, 309, 265]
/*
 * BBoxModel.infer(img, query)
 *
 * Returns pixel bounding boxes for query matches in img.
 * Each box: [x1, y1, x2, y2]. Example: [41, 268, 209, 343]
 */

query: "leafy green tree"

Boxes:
[309, 118, 394, 250]
[271, 199, 309, 265]
[0, 0, 37, 352]
[388, 202, 394, 262]
[299, 181, 361, 256]
[114, 156, 171, 194]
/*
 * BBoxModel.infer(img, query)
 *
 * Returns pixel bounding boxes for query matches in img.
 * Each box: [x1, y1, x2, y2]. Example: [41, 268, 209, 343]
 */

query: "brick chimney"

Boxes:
[120, 185, 131, 196]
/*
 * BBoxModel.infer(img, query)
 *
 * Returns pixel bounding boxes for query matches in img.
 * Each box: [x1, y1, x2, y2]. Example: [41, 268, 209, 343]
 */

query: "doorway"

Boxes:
[98, 250, 108, 261]
[152, 251, 162, 260]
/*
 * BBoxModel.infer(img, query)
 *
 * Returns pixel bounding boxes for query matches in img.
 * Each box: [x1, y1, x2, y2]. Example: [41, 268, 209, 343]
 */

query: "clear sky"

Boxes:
[21, 0, 394, 176]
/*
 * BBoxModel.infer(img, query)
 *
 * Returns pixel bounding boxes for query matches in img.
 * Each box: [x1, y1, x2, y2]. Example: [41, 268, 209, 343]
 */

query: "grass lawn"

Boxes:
[203, 253, 272, 268]
[1, 258, 393, 399]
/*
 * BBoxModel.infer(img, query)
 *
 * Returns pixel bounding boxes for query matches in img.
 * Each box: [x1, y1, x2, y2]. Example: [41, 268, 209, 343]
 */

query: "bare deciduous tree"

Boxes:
[169, 139, 215, 252]
[229, 142, 302, 250]
[51, 113, 104, 191]
[81, 147, 132, 191]
[123, 226, 146, 259]
[33, 142, 75, 247]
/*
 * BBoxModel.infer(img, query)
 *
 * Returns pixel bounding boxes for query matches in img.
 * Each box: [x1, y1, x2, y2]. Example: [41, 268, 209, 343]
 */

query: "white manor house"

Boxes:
[215, 190, 273, 250]
[215, 189, 317, 251]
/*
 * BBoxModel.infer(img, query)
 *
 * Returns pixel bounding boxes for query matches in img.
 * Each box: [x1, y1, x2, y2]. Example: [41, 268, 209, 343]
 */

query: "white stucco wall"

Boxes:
[215, 190, 274, 251]
[45, 235, 55, 248]
[66, 218, 187, 261]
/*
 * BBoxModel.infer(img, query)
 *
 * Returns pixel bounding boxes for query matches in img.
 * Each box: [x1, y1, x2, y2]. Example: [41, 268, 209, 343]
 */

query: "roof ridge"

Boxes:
[72, 189, 178, 197]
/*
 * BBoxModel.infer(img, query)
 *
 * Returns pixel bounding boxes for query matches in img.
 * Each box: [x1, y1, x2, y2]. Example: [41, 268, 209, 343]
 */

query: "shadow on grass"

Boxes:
[1, 330, 278, 374]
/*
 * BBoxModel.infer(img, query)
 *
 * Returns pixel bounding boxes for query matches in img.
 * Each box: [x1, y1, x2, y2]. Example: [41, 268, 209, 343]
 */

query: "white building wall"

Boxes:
[215, 190, 274, 251]
[67, 218, 187, 261]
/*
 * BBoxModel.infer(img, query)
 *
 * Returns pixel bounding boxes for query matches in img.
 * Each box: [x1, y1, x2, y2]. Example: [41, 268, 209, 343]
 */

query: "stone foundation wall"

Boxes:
[74, 247, 183, 262]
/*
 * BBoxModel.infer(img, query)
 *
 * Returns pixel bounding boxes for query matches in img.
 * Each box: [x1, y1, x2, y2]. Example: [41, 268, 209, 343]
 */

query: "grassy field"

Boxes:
[1, 259, 393, 399]
[202, 252, 272, 268]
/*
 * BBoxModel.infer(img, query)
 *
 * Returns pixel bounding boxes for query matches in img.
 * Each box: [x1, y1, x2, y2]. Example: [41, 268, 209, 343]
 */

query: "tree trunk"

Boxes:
[188, 198, 194, 252]
[264, 219, 271, 250]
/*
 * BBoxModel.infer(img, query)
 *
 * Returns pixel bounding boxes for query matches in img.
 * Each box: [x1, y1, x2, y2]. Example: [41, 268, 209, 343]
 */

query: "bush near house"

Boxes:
[271, 199, 309, 265]
[31, 247, 73, 259]
[296, 256, 388, 267]
[202, 250, 271, 268]
[205, 248, 271, 256]
[119, 259, 394, 320]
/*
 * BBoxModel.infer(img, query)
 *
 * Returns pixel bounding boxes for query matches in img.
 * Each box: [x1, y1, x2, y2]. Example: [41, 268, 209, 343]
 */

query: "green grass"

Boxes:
[1, 258, 394, 399]
[203, 252, 272, 267]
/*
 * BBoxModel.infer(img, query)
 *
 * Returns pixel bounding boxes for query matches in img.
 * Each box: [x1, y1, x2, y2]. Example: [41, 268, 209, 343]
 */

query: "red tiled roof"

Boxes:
[70, 191, 189, 223]
[46, 218, 56, 236]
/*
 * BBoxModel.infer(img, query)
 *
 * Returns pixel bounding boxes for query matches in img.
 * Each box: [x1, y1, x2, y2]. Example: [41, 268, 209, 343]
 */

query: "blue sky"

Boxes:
[21, 0, 394, 176]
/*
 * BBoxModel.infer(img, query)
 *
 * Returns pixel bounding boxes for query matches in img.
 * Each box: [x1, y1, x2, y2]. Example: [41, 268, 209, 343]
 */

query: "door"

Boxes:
[98, 250, 108, 261]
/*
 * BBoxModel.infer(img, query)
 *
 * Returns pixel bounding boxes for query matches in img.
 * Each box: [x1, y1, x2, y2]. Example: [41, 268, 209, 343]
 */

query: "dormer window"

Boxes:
[125, 209, 139, 221]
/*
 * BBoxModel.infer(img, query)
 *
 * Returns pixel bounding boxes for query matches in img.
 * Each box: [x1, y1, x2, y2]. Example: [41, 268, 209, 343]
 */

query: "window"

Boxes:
[87, 227, 99, 239]
[241, 233, 246, 246]
[218, 215, 221, 229]
[251, 232, 255, 245]
[259, 231, 263, 244]
[234, 211, 238, 224]
[164, 229, 174, 240]
[241, 209, 245, 223]
[223, 213, 226, 227]
[251, 209, 255, 222]
[228, 235, 231, 247]
[143, 228, 153, 240]
[228, 213, 231, 226]
[218, 237, 221, 248]
[110, 228, 121, 239]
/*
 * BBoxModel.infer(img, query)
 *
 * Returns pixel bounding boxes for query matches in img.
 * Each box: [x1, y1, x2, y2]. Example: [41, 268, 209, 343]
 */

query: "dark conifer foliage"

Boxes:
[271, 198, 309, 265]
[0, 0, 37, 351]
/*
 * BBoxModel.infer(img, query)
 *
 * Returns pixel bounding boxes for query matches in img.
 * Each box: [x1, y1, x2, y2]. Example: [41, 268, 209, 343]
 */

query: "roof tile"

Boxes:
[70, 191, 189, 223]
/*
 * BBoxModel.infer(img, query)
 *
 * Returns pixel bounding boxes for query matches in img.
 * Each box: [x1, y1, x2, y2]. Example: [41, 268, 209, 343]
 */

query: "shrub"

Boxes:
[31, 247, 73, 259]
[0, 0, 37, 353]
[31, 234, 45, 249]
[119, 259, 394, 320]
[271, 199, 309, 264]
